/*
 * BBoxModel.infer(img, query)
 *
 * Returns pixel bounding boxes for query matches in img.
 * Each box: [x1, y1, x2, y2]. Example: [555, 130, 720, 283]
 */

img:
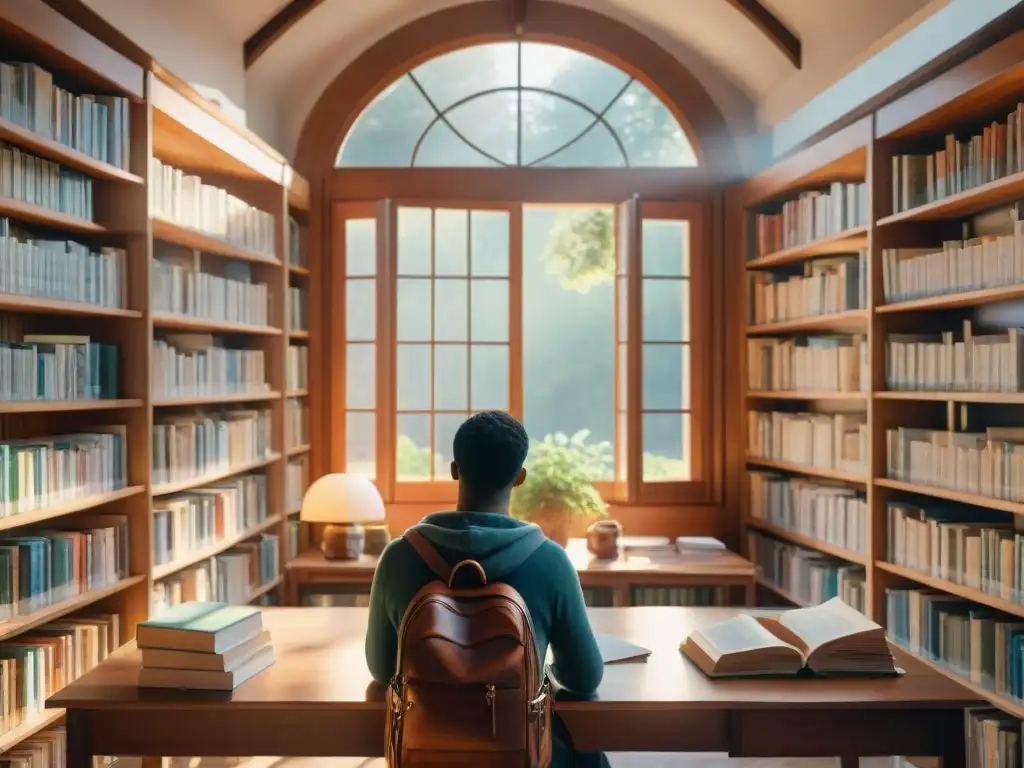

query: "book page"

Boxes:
[691, 614, 795, 661]
[776, 597, 880, 655]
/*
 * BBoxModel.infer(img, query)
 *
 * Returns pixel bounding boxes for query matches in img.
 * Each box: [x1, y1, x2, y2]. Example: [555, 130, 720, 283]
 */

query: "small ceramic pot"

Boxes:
[586, 519, 622, 559]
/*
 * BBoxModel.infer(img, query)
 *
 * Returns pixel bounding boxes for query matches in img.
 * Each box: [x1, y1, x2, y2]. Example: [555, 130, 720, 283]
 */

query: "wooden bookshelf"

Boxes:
[285, 175, 312, 559]
[733, 30, 1024, 737]
[0, 1, 315, 754]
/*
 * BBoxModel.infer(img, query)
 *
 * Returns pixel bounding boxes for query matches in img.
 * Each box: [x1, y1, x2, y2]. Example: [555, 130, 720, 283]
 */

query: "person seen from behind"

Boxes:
[366, 410, 606, 766]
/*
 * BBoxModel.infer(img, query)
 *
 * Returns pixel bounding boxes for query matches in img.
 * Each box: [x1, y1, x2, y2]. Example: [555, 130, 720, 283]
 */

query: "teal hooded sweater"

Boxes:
[365, 511, 604, 697]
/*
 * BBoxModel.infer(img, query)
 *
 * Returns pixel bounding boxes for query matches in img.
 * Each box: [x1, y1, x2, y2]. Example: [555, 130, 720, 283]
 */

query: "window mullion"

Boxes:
[376, 198, 397, 502]
[625, 196, 643, 504]
[508, 205, 524, 420]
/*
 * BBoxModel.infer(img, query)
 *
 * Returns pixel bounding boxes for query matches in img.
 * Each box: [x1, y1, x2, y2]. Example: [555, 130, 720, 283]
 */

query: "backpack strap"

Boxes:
[404, 529, 452, 581]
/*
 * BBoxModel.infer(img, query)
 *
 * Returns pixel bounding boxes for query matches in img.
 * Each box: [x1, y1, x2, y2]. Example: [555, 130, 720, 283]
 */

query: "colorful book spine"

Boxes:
[151, 410, 272, 487]
[748, 530, 866, 612]
[0, 143, 93, 219]
[748, 410, 868, 473]
[0, 218, 124, 306]
[748, 471, 867, 554]
[151, 339, 268, 399]
[0, 429, 127, 518]
[0, 60, 131, 169]
[150, 158, 276, 257]
[0, 613, 119, 738]
[287, 345, 308, 390]
[0, 338, 118, 401]
[152, 474, 269, 566]
[0, 518, 128, 620]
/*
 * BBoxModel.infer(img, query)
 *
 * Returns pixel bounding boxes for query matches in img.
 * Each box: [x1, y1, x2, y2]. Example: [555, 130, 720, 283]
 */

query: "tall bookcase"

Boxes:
[0, 0, 312, 756]
[737, 28, 1024, 728]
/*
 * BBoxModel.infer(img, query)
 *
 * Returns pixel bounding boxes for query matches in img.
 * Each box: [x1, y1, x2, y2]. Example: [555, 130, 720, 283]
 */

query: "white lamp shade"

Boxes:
[300, 473, 386, 525]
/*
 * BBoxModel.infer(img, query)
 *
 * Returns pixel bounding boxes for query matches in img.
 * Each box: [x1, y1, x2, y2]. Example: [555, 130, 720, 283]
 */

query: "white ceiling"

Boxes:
[82, 0, 944, 163]
[243, 0, 940, 161]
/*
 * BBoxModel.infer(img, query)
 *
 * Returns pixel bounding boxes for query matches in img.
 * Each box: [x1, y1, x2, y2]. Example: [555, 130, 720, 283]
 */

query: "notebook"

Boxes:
[680, 598, 900, 678]
[137, 602, 263, 654]
[596, 633, 651, 664]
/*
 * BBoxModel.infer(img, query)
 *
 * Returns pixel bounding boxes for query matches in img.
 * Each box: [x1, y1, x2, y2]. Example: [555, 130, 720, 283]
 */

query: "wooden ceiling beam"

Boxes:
[244, 0, 800, 70]
[510, 0, 527, 35]
[244, 0, 328, 69]
[727, 0, 801, 69]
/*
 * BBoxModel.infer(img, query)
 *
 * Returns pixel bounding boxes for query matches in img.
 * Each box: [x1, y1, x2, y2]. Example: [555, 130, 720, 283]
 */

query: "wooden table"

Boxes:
[287, 539, 758, 606]
[48, 607, 977, 767]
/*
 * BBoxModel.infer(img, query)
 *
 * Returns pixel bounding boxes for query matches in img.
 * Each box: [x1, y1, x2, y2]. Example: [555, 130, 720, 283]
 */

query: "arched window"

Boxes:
[326, 32, 715, 511]
[336, 42, 697, 168]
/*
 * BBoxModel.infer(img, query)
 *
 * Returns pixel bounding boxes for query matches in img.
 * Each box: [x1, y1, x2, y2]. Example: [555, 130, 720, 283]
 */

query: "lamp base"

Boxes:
[321, 523, 365, 560]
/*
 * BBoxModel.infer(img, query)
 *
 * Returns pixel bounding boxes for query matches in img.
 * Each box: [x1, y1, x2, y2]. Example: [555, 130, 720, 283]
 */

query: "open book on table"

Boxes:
[680, 597, 901, 678]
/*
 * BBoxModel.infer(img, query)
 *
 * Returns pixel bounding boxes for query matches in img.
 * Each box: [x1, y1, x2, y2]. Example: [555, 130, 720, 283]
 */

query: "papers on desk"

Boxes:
[545, 634, 652, 666]
[596, 633, 651, 664]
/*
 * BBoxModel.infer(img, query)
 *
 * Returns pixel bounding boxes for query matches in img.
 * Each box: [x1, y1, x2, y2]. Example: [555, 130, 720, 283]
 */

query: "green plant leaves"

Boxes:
[510, 430, 610, 520]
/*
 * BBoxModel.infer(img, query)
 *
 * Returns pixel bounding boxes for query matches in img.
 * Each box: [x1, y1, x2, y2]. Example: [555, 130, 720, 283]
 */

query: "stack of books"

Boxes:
[137, 602, 274, 690]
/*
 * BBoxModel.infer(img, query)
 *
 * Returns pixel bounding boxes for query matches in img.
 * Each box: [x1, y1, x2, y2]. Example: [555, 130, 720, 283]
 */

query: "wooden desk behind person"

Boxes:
[48, 607, 977, 767]
[287, 538, 757, 607]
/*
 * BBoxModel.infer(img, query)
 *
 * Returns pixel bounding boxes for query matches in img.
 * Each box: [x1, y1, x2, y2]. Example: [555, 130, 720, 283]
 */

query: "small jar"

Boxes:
[586, 520, 622, 559]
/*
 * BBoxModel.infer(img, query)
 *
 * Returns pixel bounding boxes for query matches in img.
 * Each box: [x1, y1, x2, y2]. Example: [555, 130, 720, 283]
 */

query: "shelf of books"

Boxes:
[0, 1, 316, 759]
[738, 113, 873, 616]
[739, 28, 1024, 755]
[285, 172, 310, 559]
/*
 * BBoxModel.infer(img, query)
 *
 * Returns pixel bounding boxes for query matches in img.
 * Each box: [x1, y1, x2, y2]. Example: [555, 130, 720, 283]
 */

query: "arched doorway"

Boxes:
[296, 2, 734, 535]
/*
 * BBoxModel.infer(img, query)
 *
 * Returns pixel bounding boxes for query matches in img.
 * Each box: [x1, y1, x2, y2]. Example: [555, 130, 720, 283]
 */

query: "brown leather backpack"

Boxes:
[385, 529, 552, 767]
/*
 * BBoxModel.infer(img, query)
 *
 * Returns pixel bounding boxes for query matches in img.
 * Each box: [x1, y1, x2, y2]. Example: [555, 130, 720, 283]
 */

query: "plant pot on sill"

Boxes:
[531, 506, 571, 547]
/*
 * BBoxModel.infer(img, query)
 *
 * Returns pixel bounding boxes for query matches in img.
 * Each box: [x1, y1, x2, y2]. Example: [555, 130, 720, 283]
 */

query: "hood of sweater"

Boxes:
[408, 511, 547, 581]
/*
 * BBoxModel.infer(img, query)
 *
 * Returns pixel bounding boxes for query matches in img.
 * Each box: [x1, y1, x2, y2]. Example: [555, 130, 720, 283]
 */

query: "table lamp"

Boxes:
[300, 473, 386, 560]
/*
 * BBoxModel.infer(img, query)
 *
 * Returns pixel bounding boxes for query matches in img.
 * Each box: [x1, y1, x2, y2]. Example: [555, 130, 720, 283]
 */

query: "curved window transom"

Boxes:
[336, 42, 698, 168]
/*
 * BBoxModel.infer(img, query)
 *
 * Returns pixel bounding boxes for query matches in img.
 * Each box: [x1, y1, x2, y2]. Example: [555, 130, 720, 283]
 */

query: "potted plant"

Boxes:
[510, 430, 609, 547]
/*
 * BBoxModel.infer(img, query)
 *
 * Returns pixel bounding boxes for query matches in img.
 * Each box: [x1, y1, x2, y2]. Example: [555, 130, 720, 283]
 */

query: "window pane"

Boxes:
[397, 279, 431, 341]
[397, 207, 432, 275]
[447, 92, 517, 166]
[435, 209, 468, 275]
[397, 413, 434, 480]
[471, 281, 508, 342]
[397, 344, 431, 411]
[411, 43, 518, 112]
[470, 346, 508, 410]
[471, 211, 509, 277]
[346, 411, 375, 476]
[643, 412, 691, 481]
[523, 207, 614, 478]
[531, 122, 626, 168]
[605, 80, 697, 168]
[435, 413, 467, 475]
[339, 43, 699, 169]
[520, 91, 593, 166]
[415, 121, 502, 167]
[434, 345, 468, 411]
[435, 279, 468, 342]
[521, 43, 630, 113]
[346, 343, 375, 410]
[642, 219, 689, 277]
[345, 219, 376, 276]
[337, 77, 434, 167]
[642, 344, 689, 411]
[643, 279, 689, 342]
[346, 279, 375, 341]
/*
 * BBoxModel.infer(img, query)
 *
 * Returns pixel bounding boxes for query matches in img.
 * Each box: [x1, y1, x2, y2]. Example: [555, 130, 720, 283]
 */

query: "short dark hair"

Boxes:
[452, 411, 529, 494]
